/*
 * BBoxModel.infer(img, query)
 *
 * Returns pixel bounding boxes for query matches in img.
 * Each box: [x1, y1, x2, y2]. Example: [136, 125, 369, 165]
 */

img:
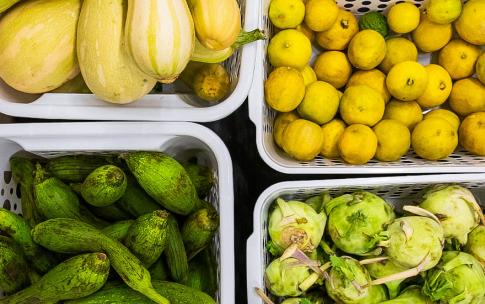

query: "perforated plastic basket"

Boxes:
[0, 0, 257, 122]
[0, 122, 234, 303]
[248, 0, 485, 174]
[246, 173, 485, 303]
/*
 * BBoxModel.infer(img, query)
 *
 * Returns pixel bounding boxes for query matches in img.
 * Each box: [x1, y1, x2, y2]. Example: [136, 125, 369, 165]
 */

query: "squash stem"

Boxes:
[232, 29, 266, 50]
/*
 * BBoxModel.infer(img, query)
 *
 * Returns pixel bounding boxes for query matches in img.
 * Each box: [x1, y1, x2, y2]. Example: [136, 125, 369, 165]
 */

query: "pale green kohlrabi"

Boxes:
[383, 216, 444, 271]
[324, 192, 395, 256]
[380, 285, 433, 304]
[305, 192, 332, 213]
[268, 198, 326, 255]
[365, 258, 409, 299]
[465, 225, 485, 266]
[281, 292, 325, 304]
[419, 185, 484, 246]
[423, 251, 485, 303]
[325, 256, 388, 304]
[264, 257, 312, 297]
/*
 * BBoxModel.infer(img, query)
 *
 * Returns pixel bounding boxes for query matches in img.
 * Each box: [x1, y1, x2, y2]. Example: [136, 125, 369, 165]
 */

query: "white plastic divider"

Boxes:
[0, 0, 258, 122]
[0, 122, 234, 304]
[246, 173, 485, 303]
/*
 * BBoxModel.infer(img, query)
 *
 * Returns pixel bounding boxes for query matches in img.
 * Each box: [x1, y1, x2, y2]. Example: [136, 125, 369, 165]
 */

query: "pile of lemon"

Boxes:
[264, 0, 485, 164]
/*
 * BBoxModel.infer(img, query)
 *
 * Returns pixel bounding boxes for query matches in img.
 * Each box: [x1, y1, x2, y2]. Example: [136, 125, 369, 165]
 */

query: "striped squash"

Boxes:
[77, 0, 156, 104]
[125, 0, 195, 83]
[0, 0, 81, 94]
[0, 0, 22, 13]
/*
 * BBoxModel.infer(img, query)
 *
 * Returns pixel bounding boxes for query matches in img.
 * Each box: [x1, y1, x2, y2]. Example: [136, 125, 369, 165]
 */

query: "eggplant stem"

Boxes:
[367, 254, 431, 286]
[254, 287, 274, 304]
[299, 262, 332, 291]
[403, 205, 441, 224]
[359, 256, 389, 265]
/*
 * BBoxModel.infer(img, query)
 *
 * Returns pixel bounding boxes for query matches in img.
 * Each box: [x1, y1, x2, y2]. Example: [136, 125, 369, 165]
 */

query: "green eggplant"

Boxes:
[45, 154, 113, 183]
[88, 203, 132, 221]
[186, 248, 218, 297]
[182, 208, 219, 260]
[183, 162, 214, 198]
[165, 215, 189, 283]
[102, 220, 134, 241]
[0, 236, 30, 294]
[116, 175, 159, 217]
[81, 165, 127, 207]
[149, 258, 170, 281]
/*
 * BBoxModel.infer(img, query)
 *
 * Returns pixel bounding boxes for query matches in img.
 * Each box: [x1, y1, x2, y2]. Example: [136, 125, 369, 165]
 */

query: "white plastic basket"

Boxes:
[246, 173, 485, 304]
[248, 0, 485, 174]
[0, 0, 258, 122]
[0, 122, 234, 304]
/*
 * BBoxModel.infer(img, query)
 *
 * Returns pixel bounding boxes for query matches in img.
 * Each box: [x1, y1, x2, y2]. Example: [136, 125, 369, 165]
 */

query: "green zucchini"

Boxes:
[149, 258, 170, 281]
[0, 236, 30, 294]
[9, 155, 44, 227]
[116, 175, 159, 217]
[0, 209, 57, 274]
[0, 253, 110, 304]
[165, 216, 189, 283]
[66, 281, 216, 304]
[186, 249, 218, 297]
[184, 162, 214, 198]
[45, 154, 113, 183]
[102, 220, 134, 241]
[124, 210, 169, 268]
[122, 152, 198, 215]
[31, 218, 169, 304]
[81, 165, 127, 207]
[182, 208, 219, 260]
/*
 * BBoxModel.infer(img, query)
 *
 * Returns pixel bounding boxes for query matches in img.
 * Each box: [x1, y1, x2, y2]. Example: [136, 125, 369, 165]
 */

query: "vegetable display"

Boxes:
[0, 151, 219, 303]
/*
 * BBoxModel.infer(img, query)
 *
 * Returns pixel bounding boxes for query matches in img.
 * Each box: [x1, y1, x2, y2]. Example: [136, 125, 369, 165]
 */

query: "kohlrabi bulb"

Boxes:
[281, 293, 325, 304]
[381, 285, 433, 304]
[366, 258, 409, 299]
[325, 192, 395, 256]
[465, 225, 485, 266]
[265, 257, 312, 297]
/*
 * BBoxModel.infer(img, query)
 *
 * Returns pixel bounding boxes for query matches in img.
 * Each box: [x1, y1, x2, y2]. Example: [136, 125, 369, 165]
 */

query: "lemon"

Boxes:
[425, 109, 460, 130]
[455, 0, 485, 45]
[313, 51, 352, 89]
[340, 85, 385, 126]
[301, 65, 317, 86]
[477, 53, 485, 86]
[269, 0, 306, 29]
[265, 67, 306, 112]
[347, 69, 391, 103]
[273, 111, 300, 148]
[320, 119, 346, 159]
[459, 112, 485, 156]
[296, 23, 315, 42]
[347, 30, 386, 70]
[387, 2, 420, 34]
[379, 38, 418, 74]
[386, 61, 429, 101]
[412, 14, 452, 53]
[373, 119, 411, 161]
[337, 90, 343, 100]
[304, 0, 339, 32]
[384, 99, 423, 130]
[268, 29, 312, 69]
[316, 9, 358, 51]
[411, 117, 458, 160]
[282, 119, 324, 161]
[416, 64, 452, 108]
[297, 81, 340, 124]
[338, 124, 377, 164]
[425, 0, 462, 24]
[438, 39, 481, 80]
[449, 78, 485, 116]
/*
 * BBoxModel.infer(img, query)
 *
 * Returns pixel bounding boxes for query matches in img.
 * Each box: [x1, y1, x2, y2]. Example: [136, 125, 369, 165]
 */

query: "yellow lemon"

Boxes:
[340, 85, 385, 126]
[316, 9, 359, 51]
[455, 0, 485, 45]
[320, 119, 346, 159]
[337, 90, 343, 100]
[459, 112, 485, 156]
[273, 111, 300, 148]
[265, 67, 306, 112]
[386, 61, 429, 101]
[373, 119, 411, 161]
[416, 64, 452, 108]
[412, 14, 452, 53]
[313, 51, 352, 89]
[379, 38, 418, 74]
[282, 119, 324, 161]
[425, 109, 460, 130]
[348, 30, 386, 70]
[384, 99, 423, 130]
[304, 0, 339, 32]
[387, 2, 420, 34]
[347, 69, 391, 103]
[297, 81, 340, 124]
[268, 29, 312, 69]
[269, 0, 306, 29]
[477, 53, 485, 85]
[301, 65, 317, 86]
[439, 39, 481, 80]
[338, 124, 378, 164]
[296, 23, 315, 42]
[449, 78, 485, 116]
[425, 0, 462, 24]
[411, 117, 458, 160]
